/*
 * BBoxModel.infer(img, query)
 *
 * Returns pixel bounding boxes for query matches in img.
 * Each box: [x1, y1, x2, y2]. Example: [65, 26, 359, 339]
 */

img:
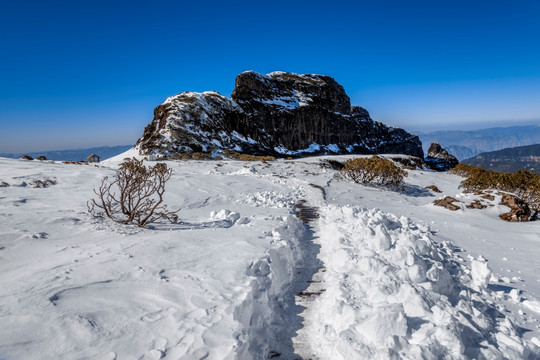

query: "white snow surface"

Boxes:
[1, 154, 540, 359]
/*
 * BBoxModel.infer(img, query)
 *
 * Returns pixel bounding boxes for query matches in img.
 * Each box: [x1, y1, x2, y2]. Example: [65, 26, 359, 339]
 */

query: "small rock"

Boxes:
[467, 200, 487, 209]
[499, 193, 531, 222]
[480, 193, 495, 201]
[426, 185, 442, 193]
[433, 196, 461, 211]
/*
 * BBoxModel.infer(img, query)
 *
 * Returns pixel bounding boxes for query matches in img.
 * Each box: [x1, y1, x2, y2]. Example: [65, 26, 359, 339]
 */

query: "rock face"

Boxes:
[425, 142, 459, 171]
[135, 71, 423, 158]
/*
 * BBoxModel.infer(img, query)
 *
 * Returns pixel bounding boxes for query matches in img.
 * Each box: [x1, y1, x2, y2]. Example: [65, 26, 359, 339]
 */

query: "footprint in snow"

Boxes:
[32, 232, 48, 239]
[141, 338, 168, 360]
[89, 352, 116, 360]
[141, 349, 165, 360]
[141, 307, 177, 322]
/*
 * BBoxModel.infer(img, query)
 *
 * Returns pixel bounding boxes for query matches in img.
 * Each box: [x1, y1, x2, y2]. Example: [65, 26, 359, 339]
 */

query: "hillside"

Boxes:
[418, 124, 540, 160]
[1, 154, 539, 359]
[463, 143, 540, 174]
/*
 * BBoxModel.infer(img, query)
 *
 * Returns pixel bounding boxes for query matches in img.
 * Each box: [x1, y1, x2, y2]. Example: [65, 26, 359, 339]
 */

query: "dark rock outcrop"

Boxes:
[135, 71, 423, 158]
[425, 142, 459, 171]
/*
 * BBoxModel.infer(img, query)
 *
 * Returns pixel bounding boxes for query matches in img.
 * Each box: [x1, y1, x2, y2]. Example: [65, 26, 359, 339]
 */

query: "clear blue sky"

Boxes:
[1, 0, 540, 152]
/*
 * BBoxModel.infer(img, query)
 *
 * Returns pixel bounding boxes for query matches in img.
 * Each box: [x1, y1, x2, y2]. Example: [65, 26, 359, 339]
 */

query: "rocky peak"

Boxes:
[425, 142, 459, 171]
[232, 71, 351, 115]
[135, 71, 424, 158]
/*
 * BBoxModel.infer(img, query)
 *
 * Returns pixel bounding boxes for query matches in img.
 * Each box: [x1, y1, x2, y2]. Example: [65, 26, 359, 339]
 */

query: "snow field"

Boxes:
[1, 155, 540, 359]
[0, 158, 308, 359]
[307, 205, 538, 359]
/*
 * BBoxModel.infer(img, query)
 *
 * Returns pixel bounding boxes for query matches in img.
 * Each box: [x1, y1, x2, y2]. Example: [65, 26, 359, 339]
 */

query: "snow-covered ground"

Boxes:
[0, 154, 539, 359]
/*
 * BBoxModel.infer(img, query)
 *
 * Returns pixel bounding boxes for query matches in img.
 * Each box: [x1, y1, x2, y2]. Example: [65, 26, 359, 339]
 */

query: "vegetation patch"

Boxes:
[223, 150, 275, 162]
[339, 157, 407, 188]
[170, 152, 212, 161]
[451, 163, 540, 212]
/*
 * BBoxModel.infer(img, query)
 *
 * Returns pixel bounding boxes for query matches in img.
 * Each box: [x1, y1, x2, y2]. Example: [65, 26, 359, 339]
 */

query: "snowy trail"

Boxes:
[1, 156, 540, 359]
[292, 202, 325, 360]
[232, 164, 329, 359]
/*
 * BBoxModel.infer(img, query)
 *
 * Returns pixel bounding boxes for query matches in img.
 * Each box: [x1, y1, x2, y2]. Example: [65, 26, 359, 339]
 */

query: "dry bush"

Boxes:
[171, 152, 212, 160]
[339, 157, 407, 188]
[88, 158, 180, 227]
[223, 150, 275, 162]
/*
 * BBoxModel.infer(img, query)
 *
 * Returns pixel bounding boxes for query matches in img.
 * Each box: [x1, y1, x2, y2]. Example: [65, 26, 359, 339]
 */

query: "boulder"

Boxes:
[467, 200, 487, 209]
[135, 71, 424, 158]
[21, 155, 33, 160]
[433, 196, 461, 211]
[425, 142, 459, 171]
[425, 185, 442, 193]
[499, 193, 532, 222]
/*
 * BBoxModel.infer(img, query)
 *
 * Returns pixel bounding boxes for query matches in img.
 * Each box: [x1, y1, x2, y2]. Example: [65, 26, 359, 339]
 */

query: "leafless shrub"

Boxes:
[88, 158, 180, 228]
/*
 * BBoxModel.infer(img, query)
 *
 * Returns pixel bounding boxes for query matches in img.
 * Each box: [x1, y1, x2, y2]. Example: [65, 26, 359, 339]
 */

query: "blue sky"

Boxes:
[1, 0, 539, 152]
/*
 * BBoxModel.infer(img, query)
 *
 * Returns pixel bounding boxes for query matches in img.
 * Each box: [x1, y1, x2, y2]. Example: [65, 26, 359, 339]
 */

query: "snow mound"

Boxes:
[307, 205, 536, 359]
[240, 191, 295, 209]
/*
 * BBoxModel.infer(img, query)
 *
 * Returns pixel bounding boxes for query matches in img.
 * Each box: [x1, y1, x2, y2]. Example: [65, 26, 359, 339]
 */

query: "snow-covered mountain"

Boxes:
[1, 154, 539, 359]
[135, 71, 424, 158]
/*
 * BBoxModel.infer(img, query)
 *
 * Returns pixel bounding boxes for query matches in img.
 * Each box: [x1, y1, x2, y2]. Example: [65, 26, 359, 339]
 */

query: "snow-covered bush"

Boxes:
[339, 157, 406, 188]
[88, 158, 180, 227]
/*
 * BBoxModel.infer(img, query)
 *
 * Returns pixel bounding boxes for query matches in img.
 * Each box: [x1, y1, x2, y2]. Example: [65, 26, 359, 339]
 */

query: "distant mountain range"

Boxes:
[462, 143, 540, 175]
[418, 124, 540, 160]
[0, 145, 132, 162]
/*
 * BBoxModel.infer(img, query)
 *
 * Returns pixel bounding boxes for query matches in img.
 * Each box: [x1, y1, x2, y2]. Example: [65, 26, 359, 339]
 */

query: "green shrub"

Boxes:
[339, 157, 407, 188]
